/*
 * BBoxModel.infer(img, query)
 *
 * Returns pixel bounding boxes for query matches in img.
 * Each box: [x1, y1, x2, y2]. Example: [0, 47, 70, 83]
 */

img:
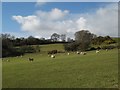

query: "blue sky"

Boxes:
[2, 2, 118, 38]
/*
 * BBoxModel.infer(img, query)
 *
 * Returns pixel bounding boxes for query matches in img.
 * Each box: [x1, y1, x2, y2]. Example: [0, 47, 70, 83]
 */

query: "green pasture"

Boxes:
[40, 44, 64, 53]
[2, 44, 118, 88]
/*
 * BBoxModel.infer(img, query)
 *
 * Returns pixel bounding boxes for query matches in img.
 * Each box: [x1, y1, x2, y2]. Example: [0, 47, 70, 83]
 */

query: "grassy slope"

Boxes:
[40, 44, 64, 52]
[2, 47, 118, 88]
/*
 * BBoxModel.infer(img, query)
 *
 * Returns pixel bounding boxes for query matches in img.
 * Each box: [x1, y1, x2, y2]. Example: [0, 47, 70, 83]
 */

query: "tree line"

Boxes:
[64, 30, 117, 51]
[1, 30, 117, 57]
[1, 33, 69, 57]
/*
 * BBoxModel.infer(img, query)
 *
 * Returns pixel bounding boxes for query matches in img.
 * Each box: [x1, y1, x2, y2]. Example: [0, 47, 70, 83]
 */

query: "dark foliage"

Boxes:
[74, 30, 95, 51]
[101, 45, 116, 50]
[48, 50, 58, 54]
[87, 47, 97, 51]
[21, 46, 36, 53]
[91, 36, 116, 45]
[64, 42, 79, 51]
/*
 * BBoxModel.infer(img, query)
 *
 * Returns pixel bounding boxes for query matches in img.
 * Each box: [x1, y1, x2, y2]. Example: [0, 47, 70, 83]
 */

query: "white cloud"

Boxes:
[12, 3, 118, 38]
[76, 17, 89, 30]
[13, 15, 40, 32]
[85, 3, 118, 36]
[36, 8, 69, 20]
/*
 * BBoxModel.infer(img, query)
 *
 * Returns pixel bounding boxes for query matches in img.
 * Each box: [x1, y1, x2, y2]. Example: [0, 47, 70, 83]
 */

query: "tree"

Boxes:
[60, 34, 66, 42]
[51, 33, 60, 42]
[27, 36, 36, 45]
[75, 30, 95, 51]
[1, 34, 23, 57]
[67, 37, 74, 42]
[64, 42, 79, 51]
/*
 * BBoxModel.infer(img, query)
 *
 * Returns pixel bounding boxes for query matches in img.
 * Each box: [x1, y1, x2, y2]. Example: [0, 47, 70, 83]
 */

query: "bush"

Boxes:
[21, 46, 36, 53]
[10, 48, 24, 56]
[2, 47, 24, 57]
[101, 45, 116, 50]
[87, 47, 96, 51]
[96, 47, 101, 50]
[64, 42, 79, 51]
[104, 40, 116, 44]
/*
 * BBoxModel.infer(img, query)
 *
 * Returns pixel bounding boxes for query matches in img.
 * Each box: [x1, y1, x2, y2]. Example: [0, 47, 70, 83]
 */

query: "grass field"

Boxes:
[2, 44, 118, 88]
[40, 44, 64, 53]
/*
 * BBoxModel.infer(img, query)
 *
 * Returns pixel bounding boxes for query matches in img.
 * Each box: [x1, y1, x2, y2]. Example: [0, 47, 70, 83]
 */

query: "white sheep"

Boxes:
[80, 52, 87, 55]
[96, 50, 99, 53]
[80, 52, 83, 55]
[67, 53, 70, 55]
[51, 54, 55, 58]
[77, 51, 80, 54]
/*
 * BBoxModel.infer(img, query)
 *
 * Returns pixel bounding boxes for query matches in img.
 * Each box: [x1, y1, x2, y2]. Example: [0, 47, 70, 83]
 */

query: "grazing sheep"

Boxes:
[77, 51, 80, 54]
[67, 53, 70, 55]
[51, 54, 55, 58]
[80, 52, 86, 55]
[29, 58, 34, 62]
[80, 52, 83, 55]
[96, 50, 99, 53]
[48, 50, 57, 55]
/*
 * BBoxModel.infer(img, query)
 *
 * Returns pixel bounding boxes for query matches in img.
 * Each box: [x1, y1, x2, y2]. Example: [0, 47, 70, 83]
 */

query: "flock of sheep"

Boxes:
[48, 49, 101, 59]
[5, 49, 108, 62]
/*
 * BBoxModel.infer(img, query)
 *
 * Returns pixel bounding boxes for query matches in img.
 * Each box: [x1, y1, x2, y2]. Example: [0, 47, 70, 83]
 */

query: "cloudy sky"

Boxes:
[2, 2, 118, 38]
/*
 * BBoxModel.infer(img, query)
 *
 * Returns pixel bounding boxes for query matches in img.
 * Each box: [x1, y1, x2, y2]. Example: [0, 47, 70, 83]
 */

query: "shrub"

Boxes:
[96, 47, 101, 50]
[21, 46, 36, 53]
[101, 45, 116, 50]
[87, 47, 96, 51]
[64, 42, 79, 51]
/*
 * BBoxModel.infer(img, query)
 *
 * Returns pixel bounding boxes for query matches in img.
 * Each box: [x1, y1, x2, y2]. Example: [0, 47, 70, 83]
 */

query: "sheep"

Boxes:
[96, 50, 99, 53]
[77, 51, 80, 54]
[28, 58, 34, 62]
[51, 54, 55, 58]
[80, 52, 83, 55]
[48, 50, 57, 55]
[80, 52, 87, 55]
[67, 53, 70, 55]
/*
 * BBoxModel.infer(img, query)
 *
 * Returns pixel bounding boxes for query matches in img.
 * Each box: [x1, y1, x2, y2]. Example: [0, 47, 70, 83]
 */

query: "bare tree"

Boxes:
[51, 33, 60, 42]
[60, 34, 66, 42]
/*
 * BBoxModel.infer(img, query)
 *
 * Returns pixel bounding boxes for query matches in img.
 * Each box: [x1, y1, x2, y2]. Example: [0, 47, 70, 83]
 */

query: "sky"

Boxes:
[2, 1, 118, 39]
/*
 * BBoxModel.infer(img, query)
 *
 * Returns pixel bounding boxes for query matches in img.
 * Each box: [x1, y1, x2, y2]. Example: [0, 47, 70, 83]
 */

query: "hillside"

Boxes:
[40, 44, 65, 52]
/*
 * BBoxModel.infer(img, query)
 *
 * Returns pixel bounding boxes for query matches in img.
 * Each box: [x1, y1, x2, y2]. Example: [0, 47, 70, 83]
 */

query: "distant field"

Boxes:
[2, 45, 118, 88]
[40, 44, 64, 52]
